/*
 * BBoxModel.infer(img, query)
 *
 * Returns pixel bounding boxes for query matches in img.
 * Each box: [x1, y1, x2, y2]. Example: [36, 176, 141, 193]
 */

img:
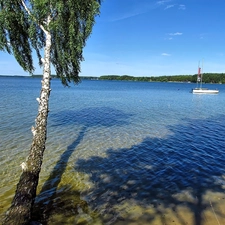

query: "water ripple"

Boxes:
[1, 78, 225, 224]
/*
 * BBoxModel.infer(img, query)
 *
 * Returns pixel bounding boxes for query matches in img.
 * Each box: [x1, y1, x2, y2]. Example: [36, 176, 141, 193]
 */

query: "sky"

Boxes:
[1, 0, 225, 77]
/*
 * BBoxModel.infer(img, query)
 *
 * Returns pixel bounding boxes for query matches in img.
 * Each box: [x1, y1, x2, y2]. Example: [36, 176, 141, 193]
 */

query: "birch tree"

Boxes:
[0, 0, 101, 224]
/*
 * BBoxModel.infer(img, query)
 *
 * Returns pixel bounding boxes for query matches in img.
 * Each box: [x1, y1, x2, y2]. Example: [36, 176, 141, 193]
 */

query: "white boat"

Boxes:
[192, 61, 219, 94]
[192, 88, 219, 94]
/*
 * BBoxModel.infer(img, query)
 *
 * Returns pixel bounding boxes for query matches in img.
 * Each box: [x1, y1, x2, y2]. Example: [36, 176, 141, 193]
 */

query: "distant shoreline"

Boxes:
[1, 74, 225, 84]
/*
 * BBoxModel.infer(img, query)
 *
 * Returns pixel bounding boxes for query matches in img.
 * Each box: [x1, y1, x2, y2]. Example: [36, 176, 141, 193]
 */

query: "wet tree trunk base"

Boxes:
[3, 171, 39, 225]
[3, 111, 49, 225]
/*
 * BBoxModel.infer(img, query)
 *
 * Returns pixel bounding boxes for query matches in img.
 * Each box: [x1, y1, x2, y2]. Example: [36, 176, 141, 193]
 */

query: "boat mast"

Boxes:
[197, 61, 201, 88]
[201, 59, 204, 89]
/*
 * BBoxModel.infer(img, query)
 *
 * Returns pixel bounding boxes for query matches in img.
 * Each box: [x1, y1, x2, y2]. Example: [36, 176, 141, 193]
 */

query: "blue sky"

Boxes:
[1, 0, 225, 77]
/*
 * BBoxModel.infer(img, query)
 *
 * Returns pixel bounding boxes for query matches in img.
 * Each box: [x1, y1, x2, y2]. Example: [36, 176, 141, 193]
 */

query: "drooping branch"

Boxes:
[21, 0, 50, 34]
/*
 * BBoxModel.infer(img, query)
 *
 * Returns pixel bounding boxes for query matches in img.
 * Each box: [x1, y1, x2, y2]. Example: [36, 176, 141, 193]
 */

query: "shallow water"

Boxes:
[0, 77, 225, 224]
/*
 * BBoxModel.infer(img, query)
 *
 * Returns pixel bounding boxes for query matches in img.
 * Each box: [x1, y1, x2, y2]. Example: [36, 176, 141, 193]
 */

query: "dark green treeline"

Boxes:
[99, 73, 225, 84]
[30, 73, 225, 84]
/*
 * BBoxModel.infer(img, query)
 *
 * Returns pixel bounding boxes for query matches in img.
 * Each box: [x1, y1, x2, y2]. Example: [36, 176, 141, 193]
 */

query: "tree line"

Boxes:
[30, 73, 225, 83]
[99, 73, 225, 84]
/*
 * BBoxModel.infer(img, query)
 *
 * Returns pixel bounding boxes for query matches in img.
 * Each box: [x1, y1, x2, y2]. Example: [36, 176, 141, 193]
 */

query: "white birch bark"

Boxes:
[3, 15, 52, 225]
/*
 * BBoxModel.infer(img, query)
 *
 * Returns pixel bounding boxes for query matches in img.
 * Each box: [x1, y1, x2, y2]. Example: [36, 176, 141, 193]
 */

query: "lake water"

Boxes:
[0, 77, 225, 225]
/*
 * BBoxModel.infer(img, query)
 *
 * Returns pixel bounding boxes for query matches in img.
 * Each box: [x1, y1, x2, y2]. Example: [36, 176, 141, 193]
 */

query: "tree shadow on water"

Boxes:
[32, 127, 86, 224]
[32, 107, 133, 224]
[75, 115, 225, 225]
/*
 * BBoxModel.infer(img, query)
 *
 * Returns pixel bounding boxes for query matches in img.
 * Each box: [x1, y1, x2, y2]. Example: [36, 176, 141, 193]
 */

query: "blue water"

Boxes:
[0, 77, 225, 224]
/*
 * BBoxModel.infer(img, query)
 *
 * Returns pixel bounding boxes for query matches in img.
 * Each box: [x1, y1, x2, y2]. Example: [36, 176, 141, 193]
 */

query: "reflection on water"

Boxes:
[0, 78, 225, 224]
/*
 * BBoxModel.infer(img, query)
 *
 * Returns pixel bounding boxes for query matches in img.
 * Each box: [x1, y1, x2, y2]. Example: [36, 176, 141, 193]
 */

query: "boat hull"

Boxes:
[192, 88, 219, 94]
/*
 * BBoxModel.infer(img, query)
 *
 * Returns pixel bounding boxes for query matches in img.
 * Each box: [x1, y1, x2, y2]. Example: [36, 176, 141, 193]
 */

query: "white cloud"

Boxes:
[156, 0, 172, 5]
[165, 37, 173, 40]
[157, 2, 186, 11]
[164, 4, 175, 10]
[169, 32, 183, 36]
[110, 12, 142, 22]
[161, 53, 171, 56]
[110, 1, 182, 21]
[179, 4, 186, 10]
[110, 1, 166, 22]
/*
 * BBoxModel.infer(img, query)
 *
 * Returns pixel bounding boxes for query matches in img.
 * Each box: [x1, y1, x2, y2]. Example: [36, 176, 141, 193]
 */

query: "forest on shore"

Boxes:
[2, 73, 225, 84]
[99, 73, 225, 84]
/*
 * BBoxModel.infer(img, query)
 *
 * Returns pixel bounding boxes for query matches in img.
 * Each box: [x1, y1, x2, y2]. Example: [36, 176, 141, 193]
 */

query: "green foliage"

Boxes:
[0, 0, 35, 72]
[201, 73, 225, 84]
[0, 0, 101, 85]
[99, 73, 225, 84]
[50, 0, 101, 85]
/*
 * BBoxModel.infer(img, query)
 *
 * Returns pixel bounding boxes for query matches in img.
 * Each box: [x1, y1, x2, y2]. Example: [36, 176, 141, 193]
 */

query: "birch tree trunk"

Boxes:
[3, 28, 52, 225]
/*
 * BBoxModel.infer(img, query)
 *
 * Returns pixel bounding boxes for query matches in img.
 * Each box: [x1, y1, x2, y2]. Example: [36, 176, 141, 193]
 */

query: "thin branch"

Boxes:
[21, 0, 50, 34]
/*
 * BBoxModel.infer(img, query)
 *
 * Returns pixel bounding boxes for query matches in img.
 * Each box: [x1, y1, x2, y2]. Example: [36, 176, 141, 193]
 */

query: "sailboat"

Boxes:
[192, 61, 219, 94]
